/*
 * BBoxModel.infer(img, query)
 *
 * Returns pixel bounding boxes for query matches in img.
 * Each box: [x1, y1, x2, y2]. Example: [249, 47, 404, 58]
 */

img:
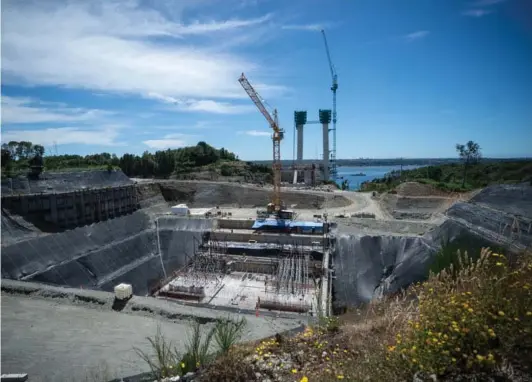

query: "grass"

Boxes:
[134, 325, 181, 380]
[174, 247, 532, 381]
[213, 316, 247, 353]
[136, 316, 247, 381]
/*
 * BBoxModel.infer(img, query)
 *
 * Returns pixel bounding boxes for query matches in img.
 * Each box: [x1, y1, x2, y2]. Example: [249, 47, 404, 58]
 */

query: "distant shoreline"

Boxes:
[252, 158, 531, 167]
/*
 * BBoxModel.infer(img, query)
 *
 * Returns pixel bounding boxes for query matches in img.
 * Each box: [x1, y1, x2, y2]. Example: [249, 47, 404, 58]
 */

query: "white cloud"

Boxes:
[462, 9, 494, 17]
[143, 139, 188, 149]
[470, 0, 505, 6]
[404, 30, 430, 42]
[282, 24, 326, 32]
[1, 126, 123, 146]
[238, 130, 271, 137]
[152, 121, 220, 130]
[1, 1, 282, 104]
[1, 95, 109, 124]
[143, 132, 194, 149]
[147, 93, 255, 114]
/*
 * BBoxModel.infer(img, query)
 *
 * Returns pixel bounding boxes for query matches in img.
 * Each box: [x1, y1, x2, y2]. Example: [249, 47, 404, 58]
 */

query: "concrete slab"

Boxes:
[162, 272, 315, 312]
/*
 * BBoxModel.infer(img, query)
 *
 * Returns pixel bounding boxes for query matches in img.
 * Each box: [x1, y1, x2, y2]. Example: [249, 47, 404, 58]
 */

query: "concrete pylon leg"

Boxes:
[295, 124, 304, 184]
[322, 123, 329, 181]
[296, 124, 304, 163]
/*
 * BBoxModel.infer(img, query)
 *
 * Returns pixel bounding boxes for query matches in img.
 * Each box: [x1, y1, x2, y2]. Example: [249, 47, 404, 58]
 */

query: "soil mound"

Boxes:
[395, 182, 451, 197]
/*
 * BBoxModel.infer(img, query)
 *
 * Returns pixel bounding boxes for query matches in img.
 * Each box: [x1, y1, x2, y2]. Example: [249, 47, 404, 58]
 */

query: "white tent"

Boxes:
[171, 204, 189, 216]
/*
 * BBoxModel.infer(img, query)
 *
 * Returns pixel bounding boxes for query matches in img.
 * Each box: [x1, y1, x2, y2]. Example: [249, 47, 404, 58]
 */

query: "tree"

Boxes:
[456, 140, 482, 187]
[33, 144, 45, 157]
[427, 166, 443, 182]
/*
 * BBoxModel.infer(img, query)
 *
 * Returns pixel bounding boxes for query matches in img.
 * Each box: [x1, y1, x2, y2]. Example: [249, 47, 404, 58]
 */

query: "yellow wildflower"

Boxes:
[337, 376, 345, 380]
[498, 311, 505, 317]
[292, 369, 298, 374]
[300, 377, 309, 382]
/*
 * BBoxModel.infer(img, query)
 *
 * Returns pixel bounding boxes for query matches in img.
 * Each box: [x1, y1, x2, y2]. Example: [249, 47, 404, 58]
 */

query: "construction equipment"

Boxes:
[321, 29, 338, 180]
[238, 73, 292, 218]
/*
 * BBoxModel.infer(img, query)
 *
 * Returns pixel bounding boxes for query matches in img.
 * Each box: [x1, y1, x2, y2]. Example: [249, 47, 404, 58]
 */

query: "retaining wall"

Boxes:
[1, 170, 133, 195]
[2, 185, 139, 229]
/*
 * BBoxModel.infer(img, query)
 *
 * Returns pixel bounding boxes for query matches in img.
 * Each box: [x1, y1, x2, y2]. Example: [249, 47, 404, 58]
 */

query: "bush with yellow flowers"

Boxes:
[387, 248, 532, 377]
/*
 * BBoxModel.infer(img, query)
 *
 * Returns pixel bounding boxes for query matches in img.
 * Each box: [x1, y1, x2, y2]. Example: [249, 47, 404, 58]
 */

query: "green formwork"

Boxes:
[319, 109, 332, 124]
[294, 111, 307, 126]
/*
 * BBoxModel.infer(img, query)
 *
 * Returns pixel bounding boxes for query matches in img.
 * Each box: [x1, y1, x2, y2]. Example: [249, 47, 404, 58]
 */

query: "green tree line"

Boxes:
[1, 140, 271, 179]
[362, 141, 532, 192]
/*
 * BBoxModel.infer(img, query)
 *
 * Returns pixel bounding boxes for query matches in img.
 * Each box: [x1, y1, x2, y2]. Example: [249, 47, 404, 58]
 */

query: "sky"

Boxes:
[1, 0, 531, 160]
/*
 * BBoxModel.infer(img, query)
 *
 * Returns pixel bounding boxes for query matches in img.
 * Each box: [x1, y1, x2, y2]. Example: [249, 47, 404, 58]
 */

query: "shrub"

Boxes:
[220, 164, 234, 176]
[134, 325, 181, 380]
[198, 347, 256, 382]
[213, 316, 247, 354]
[387, 248, 532, 377]
[319, 315, 340, 333]
[180, 320, 216, 374]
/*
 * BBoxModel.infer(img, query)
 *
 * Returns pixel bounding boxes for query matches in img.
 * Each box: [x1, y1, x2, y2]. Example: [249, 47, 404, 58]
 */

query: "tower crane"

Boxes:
[238, 73, 291, 218]
[321, 29, 338, 180]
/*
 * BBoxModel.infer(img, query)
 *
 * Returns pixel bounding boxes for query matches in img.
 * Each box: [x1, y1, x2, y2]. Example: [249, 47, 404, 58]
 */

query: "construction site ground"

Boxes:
[1, 280, 305, 382]
[1, 176, 470, 381]
[217, 186, 453, 236]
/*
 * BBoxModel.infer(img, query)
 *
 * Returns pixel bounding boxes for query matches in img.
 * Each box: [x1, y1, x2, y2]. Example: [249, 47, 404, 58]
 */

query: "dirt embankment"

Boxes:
[154, 181, 352, 209]
[378, 182, 464, 221]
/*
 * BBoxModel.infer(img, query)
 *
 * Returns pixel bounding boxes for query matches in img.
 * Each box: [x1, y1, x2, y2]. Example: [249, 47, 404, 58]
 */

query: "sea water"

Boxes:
[337, 165, 425, 190]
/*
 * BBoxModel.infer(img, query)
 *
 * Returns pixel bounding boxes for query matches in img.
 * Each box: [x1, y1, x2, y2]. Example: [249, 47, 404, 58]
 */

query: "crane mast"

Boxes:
[321, 29, 338, 180]
[238, 73, 284, 212]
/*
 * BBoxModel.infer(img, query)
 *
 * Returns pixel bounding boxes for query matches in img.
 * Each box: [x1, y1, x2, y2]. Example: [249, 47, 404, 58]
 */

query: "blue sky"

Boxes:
[1, 0, 531, 160]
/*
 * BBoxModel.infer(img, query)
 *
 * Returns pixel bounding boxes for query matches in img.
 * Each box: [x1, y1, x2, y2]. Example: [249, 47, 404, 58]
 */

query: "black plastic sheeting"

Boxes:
[1, 208, 40, 246]
[1, 212, 213, 296]
[334, 235, 434, 307]
[333, 183, 532, 309]
[1, 170, 133, 195]
[470, 183, 532, 219]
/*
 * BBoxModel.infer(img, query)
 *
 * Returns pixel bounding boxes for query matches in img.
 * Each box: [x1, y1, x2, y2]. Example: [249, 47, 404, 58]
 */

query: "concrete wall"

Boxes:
[1, 185, 139, 229]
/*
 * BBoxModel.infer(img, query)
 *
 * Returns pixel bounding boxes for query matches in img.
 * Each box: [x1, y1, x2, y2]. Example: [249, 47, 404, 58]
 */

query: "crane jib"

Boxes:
[238, 72, 284, 212]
